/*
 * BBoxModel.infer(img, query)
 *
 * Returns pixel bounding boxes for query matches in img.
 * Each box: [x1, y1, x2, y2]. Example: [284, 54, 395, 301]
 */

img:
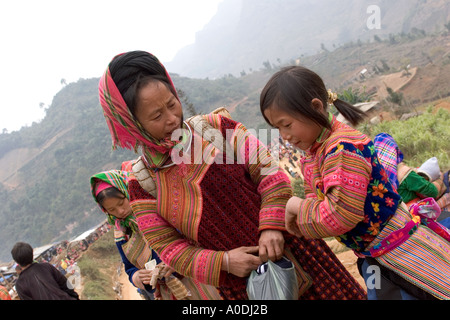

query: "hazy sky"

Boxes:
[0, 0, 222, 133]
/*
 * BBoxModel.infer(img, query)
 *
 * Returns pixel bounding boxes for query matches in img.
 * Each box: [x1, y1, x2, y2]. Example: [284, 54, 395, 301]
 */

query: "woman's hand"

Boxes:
[157, 263, 175, 279]
[258, 229, 284, 262]
[224, 246, 262, 277]
[285, 196, 303, 238]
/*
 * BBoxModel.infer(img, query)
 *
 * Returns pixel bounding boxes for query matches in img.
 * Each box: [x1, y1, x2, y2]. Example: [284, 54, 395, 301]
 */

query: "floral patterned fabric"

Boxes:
[298, 115, 401, 253]
[297, 114, 450, 299]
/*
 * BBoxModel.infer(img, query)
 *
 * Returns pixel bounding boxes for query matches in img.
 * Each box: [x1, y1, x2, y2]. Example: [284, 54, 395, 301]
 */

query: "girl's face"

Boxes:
[102, 196, 132, 220]
[263, 104, 324, 151]
[135, 81, 183, 141]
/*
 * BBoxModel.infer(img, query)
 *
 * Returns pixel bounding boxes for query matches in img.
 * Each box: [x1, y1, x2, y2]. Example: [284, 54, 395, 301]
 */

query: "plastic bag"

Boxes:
[409, 197, 441, 220]
[246, 256, 298, 300]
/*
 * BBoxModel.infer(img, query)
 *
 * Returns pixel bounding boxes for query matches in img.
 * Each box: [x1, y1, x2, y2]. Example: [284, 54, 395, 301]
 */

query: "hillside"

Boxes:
[166, 0, 450, 78]
[219, 31, 450, 131]
[0, 79, 137, 262]
[1, 28, 450, 262]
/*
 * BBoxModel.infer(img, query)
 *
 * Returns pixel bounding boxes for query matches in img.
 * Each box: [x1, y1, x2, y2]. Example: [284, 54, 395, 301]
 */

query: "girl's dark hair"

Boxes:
[260, 66, 366, 128]
[108, 50, 178, 117]
[11, 242, 34, 267]
[96, 187, 126, 207]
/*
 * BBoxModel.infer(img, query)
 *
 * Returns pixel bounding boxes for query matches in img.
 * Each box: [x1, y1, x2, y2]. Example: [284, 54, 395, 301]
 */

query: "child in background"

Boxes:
[373, 133, 448, 208]
[373, 133, 450, 230]
[90, 169, 221, 300]
[260, 65, 450, 300]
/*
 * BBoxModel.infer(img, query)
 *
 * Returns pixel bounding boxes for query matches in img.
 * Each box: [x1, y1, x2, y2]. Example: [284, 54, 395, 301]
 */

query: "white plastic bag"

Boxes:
[247, 256, 298, 300]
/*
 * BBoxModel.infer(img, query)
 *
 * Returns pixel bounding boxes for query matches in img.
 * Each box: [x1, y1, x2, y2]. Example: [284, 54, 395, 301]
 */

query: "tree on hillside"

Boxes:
[339, 87, 375, 104]
[177, 88, 198, 117]
[262, 60, 273, 72]
[386, 87, 403, 106]
[445, 22, 450, 32]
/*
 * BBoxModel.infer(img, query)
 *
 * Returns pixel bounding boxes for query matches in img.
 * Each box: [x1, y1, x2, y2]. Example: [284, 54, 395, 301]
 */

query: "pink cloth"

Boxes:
[95, 180, 113, 196]
[98, 52, 181, 164]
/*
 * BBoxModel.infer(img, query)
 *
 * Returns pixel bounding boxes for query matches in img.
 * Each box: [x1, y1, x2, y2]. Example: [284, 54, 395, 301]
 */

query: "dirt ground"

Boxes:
[434, 100, 450, 112]
[119, 267, 143, 300]
[365, 67, 418, 100]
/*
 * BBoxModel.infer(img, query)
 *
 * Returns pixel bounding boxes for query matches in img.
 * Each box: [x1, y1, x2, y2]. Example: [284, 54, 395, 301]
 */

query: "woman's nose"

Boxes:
[166, 110, 178, 125]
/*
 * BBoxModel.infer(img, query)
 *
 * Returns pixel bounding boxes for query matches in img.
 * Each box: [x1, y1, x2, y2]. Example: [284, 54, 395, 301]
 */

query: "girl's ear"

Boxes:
[311, 98, 325, 114]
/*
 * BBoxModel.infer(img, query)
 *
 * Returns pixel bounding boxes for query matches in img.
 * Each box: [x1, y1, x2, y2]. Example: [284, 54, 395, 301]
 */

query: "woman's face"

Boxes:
[134, 81, 183, 141]
[102, 196, 131, 220]
[263, 105, 323, 151]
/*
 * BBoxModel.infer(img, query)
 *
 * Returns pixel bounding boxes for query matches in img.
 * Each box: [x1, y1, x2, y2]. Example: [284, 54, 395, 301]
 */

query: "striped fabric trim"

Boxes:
[158, 276, 223, 300]
[183, 277, 223, 300]
[299, 148, 371, 239]
[132, 114, 291, 287]
[369, 205, 450, 298]
[135, 203, 226, 286]
[90, 170, 130, 203]
[229, 120, 291, 231]
[375, 219, 450, 299]
[373, 133, 403, 190]
[156, 142, 210, 242]
[297, 115, 450, 299]
[121, 228, 153, 270]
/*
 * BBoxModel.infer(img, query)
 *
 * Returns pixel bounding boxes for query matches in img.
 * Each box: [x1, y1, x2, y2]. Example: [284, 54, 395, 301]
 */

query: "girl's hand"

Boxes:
[132, 269, 153, 289]
[224, 246, 262, 277]
[258, 229, 284, 262]
[285, 196, 303, 238]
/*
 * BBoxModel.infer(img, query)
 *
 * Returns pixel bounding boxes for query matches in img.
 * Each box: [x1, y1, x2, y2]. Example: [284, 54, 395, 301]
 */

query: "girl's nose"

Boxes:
[280, 131, 291, 141]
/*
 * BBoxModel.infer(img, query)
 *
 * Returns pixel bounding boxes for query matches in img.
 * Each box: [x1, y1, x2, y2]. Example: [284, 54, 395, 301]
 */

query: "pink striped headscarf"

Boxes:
[98, 52, 181, 168]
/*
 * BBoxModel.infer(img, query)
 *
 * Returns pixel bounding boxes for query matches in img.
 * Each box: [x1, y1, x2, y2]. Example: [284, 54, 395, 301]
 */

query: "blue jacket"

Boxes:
[116, 240, 162, 293]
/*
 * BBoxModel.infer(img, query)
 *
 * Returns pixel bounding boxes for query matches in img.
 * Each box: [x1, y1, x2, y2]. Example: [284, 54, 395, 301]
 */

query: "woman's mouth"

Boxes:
[165, 124, 182, 139]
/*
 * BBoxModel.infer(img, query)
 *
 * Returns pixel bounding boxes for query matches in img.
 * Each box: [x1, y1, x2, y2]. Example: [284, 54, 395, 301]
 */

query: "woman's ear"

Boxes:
[311, 98, 325, 114]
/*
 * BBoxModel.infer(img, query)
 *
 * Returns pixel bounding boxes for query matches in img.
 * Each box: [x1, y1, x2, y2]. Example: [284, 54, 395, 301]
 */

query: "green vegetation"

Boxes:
[386, 87, 404, 106]
[77, 230, 120, 300]
[362, 107, 450, 170]
[171, 73, 249, 116]
[292, 178, 305, 199]
[339, 87, 376, 104]
[1, 25, 450, 263]
[0, 79, 136, 262]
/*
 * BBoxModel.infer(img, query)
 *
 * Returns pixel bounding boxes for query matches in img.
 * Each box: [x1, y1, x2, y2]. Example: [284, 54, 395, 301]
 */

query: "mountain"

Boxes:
[0, 74, 255, 262]
[165, 0, 450, 78]
[0, 79, 137, 262]
[1, 1, 450, 262]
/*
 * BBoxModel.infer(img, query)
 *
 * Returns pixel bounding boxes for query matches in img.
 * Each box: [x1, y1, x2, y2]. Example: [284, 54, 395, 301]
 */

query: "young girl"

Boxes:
[90, 169, 221, 300]
[260, 65, 450, 300]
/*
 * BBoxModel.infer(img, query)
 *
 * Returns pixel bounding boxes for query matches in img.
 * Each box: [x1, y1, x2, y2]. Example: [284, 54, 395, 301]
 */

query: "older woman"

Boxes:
[98, 51, 366, 300]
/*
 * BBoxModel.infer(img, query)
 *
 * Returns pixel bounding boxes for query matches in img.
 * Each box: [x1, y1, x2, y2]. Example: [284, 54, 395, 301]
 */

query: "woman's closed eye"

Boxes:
[151, 113, 162, 121]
